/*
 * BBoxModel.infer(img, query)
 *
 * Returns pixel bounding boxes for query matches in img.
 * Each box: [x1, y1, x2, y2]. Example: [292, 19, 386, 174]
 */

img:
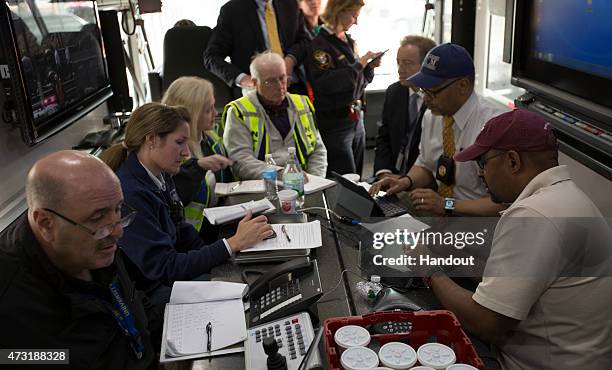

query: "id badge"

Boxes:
[436, 155, 455, 185]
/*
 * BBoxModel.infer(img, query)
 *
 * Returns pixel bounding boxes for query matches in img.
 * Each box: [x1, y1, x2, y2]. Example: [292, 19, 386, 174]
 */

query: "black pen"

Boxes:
[281, 225, 291, 242]
[206, 321, 212, 353]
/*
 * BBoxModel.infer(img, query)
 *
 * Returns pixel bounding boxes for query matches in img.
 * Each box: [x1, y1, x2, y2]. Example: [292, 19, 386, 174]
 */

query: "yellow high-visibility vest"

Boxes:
[221, 94, 318, 170]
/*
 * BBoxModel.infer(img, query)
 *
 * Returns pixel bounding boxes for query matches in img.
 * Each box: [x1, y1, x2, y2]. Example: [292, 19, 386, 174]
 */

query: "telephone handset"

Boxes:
[248, 257, 323, 326]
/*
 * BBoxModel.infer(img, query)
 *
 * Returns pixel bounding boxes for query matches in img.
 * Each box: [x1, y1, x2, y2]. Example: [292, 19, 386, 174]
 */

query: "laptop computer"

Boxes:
[332, 172, 409, 218]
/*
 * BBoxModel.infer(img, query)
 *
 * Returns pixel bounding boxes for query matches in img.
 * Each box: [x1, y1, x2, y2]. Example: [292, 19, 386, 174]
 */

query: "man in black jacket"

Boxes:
[204, 0, 309, 98]
[0, 151, 158, 369]
[373, 35, 436, 179]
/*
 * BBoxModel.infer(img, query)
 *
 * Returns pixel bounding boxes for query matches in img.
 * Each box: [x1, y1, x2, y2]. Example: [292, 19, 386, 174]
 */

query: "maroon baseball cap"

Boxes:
[454, 109, 558, 162]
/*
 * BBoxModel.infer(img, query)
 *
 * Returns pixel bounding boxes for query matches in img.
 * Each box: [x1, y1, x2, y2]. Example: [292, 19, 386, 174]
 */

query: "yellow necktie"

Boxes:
[265, 0, 283, 55]
[438, 116, 455, 198]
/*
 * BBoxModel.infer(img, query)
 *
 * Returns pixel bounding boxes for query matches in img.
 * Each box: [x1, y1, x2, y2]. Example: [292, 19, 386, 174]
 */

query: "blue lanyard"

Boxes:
[108, 282, 145, 359]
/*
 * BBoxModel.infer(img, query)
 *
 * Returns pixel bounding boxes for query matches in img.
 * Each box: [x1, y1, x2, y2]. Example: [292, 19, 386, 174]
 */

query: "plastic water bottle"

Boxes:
[283, 147, 305, 208]
[355, 275, 383, 300]
[262, 154, 278, 203]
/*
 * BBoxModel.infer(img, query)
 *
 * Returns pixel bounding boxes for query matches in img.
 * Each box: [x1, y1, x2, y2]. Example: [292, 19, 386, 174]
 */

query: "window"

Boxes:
[484, 13, 524, 105]
[349, 0, 429, 91]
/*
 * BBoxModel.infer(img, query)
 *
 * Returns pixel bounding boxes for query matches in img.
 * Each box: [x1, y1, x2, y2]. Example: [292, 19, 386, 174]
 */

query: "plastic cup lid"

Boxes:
[340, 346, 380, 370]
[378, 342, 417, 369]
[446, 364, 479, 370]
[408, 367, 435, 370]
[334, 325, 371, 348]
[416, 343, 456, 369]
[278, 189, 298, 200]
[372, 368, 393, 370]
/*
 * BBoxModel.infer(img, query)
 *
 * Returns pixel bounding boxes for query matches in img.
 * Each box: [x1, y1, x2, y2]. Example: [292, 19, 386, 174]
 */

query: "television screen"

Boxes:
[530, 0, 612, 80]
[512, 0, 612, 119]
[0, 0, 111, 145]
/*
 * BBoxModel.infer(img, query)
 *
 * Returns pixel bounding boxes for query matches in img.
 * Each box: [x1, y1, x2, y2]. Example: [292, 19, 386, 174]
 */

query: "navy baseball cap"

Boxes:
[407, 43, 475, 89]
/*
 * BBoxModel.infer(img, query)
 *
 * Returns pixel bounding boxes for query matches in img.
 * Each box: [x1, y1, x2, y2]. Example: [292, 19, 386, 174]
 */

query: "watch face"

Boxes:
[444, 198, 454, 209]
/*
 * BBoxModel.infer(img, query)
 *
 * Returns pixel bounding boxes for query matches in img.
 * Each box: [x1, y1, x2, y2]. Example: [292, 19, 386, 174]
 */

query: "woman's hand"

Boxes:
[197, 154, 234, 172]
[227, 212, 274, 252]
[359, 51, 376, 67]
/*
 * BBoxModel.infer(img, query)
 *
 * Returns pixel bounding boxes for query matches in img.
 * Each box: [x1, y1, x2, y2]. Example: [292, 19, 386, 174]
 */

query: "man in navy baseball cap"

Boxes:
[407, 43, 475, 89]
[369, 43, 506, 217]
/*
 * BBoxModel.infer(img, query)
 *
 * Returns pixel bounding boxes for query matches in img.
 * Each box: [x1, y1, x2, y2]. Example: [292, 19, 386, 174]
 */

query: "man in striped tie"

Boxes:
[204, 0, 310, 99]
[370, 43, 506, 216]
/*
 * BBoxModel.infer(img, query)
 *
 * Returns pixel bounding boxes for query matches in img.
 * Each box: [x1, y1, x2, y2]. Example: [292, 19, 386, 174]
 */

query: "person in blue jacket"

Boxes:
[101, 103, 273, 308]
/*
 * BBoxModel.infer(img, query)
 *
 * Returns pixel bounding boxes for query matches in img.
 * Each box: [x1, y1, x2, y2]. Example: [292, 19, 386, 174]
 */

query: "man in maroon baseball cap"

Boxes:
[426, 109, 612, 369]
[454, 109, 558, 204]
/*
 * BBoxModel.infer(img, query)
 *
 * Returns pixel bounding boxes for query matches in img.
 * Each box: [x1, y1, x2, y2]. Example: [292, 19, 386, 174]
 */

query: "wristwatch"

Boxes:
[444, 197, 455, 216]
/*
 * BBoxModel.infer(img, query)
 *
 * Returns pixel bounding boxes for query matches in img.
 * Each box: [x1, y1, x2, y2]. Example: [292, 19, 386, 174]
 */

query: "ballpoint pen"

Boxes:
[281, 225, 291, 242]
[230, 181, 242, 192]
[206, 321, 212, 353]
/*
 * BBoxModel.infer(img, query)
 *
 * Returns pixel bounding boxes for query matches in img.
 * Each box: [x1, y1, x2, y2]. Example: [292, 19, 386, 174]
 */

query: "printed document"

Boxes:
[241, 221, 322, 252]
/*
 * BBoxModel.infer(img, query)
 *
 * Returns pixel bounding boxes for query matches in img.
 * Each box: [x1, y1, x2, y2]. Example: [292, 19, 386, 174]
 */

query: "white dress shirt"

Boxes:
[414, 92, 506, 200]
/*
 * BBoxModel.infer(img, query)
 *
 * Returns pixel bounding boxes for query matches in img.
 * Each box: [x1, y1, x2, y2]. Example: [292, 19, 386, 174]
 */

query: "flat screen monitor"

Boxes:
[512, 0, 612, 128]
[0, 0, 111, 145]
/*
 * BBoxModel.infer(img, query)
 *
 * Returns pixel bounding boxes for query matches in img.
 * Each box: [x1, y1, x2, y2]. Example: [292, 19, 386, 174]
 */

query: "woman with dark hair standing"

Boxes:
[305, 0, 381, 176]
[101, 103, 272, 307]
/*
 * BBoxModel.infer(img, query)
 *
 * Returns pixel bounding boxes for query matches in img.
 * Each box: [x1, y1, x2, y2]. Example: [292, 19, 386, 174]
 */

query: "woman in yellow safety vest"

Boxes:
[162, 76, 235, 231]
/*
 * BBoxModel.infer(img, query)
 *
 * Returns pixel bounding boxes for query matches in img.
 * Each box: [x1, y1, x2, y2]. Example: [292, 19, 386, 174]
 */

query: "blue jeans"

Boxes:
[318, 116, 365, 176]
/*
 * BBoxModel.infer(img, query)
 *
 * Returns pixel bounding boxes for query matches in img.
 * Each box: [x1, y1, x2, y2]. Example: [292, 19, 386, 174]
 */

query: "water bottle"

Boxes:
[282, 147, 304, 208]
[262, 154, 278, 203]
[355, 275, 383, 300]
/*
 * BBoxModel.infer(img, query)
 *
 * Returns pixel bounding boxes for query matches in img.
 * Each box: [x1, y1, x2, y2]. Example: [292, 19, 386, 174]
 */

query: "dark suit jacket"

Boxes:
[204, 0, 308, 97]
[373, 81, 421, 175]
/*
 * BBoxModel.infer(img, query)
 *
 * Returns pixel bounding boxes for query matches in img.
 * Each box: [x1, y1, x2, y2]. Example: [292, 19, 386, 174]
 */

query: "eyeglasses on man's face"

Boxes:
[262, 74, 288, 87]
[417, 78, 463, 99]
[43, 203, 137, 240]
[477, 151, 507, 169]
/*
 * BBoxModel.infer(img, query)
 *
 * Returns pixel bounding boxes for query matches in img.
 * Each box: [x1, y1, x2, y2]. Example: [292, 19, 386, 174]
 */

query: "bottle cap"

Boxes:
[408, 367, 435, 370]
[416, 343, 456, 369]
[378, 342, 417, 369]
[446, 364, 479, 370]
[340, 346, 379, 370]
[334, 325, 371, 349]
[370, 275, 381, 283]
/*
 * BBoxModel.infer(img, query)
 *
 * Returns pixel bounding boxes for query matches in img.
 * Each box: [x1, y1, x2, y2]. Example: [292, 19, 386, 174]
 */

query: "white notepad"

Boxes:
[202, 198, 275, 225]
[215, 175, 336, 196]
[160, 281, 248, 362]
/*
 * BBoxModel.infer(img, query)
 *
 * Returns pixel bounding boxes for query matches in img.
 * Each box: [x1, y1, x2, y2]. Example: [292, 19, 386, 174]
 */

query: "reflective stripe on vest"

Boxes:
[221, 94, 317, 169]
[183, 174, 212, 232]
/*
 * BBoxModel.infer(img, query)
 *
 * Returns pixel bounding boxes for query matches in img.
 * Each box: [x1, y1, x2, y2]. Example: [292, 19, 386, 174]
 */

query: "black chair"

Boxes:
[148, 26, 233, 113]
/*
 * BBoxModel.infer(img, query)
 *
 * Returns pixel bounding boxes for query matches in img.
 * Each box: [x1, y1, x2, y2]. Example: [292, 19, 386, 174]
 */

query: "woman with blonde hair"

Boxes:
[101, 102, 272, 309]
[305, 0, 382, 176]
[161, 76, 234, 231]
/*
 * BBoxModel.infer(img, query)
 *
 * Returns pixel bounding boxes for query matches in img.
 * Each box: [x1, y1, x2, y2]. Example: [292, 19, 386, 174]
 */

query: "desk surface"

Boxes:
[168, 188, 496, 370]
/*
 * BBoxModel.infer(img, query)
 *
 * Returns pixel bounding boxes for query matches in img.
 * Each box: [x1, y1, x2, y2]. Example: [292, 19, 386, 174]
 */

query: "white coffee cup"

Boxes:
[342, 173, 361, 183]
[278, 189, 298, 214]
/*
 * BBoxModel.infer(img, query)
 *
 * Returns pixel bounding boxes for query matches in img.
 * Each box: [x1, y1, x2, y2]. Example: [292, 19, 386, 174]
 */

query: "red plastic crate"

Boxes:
[324, 310, 485, 369]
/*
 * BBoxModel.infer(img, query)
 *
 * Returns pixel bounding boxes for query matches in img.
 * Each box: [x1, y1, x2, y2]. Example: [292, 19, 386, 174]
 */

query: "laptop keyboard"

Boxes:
[375, 195, 409, 217]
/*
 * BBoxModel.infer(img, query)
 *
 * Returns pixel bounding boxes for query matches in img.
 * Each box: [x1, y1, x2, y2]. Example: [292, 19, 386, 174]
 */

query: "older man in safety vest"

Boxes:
[222, 51, 327, 180]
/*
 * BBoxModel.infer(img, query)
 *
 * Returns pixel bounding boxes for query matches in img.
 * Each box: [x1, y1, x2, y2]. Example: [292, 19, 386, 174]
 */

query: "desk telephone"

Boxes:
[248, 257, 323, 326]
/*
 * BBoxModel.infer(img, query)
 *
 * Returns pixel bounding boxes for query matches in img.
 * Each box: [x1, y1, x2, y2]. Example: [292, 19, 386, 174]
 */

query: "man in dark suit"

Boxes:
[373, 35, 436, 179]
[204, 0, 309, 98]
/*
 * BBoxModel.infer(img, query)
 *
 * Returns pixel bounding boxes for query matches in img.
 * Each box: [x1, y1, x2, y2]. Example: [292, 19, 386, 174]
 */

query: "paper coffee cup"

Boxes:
[278, 189, 298, 214]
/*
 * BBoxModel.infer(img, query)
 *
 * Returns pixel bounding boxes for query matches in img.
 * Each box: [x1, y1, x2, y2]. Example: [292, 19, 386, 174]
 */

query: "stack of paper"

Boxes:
[160, 281, 248, 362]
[241, 221, 322, 252]
[215, 174, 336, 196]
[203, 198, 275, 225]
